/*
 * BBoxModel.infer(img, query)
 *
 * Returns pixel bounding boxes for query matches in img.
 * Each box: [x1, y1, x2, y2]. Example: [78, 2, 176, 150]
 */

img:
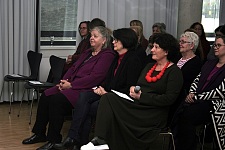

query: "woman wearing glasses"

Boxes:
[207, 25, 225, 61]
[22, 26, 115, 150]
[173, 35, 225, 150]
[177, 32, 202, 96]
[82, 33, 183, 150]
[54, 28, 143, 150]
[168, 32, 202, 125]
[63, 21, 91, 72]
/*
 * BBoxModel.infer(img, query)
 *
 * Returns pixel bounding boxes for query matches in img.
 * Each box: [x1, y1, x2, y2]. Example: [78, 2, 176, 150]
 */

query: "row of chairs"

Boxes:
[0, 50, 66, 124]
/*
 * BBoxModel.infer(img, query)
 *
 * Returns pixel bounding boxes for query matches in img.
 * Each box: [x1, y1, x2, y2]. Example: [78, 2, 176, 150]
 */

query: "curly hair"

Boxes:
[152, 33, 179, 63]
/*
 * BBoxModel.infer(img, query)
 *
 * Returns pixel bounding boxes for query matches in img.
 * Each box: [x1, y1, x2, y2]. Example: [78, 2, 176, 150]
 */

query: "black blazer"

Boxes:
[103, 51, 143, 95]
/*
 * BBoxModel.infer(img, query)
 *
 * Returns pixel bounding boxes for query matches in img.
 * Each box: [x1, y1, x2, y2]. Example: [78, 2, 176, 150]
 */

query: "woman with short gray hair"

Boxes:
[177, 31, 202, 97]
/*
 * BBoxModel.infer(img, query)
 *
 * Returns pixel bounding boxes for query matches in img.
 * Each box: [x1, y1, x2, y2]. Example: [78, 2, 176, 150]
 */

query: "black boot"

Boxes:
[54, 137, 79, 150]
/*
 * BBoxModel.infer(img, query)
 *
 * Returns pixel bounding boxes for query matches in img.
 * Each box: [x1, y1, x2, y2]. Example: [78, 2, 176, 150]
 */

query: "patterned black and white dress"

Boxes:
[189, 60, 225, 150]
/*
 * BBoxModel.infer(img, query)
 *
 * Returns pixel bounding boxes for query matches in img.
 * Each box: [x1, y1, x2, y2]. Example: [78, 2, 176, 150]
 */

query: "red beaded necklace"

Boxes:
[145, 62, 170, 82]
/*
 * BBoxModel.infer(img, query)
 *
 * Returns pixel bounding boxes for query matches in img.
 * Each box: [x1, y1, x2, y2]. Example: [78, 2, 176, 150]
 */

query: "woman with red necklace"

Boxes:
[81, 33, 183, 150]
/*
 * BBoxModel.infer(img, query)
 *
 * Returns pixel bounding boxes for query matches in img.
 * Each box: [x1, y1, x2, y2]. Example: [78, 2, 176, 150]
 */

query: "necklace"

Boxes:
[145, 62, 170, 82]
[92, 49, 101, 56]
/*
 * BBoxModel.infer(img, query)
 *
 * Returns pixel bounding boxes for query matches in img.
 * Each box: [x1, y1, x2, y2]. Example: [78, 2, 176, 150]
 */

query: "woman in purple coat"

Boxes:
[22, 26, 115, 150]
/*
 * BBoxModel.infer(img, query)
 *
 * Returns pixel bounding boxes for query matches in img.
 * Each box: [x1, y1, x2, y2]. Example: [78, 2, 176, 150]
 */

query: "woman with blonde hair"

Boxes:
[130, 25, 148, 67]
[130, 20, 148, 50]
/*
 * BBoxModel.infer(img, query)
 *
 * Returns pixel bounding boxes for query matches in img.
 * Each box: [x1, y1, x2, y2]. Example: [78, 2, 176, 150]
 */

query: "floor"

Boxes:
[0, 101, 71, 150]
[0, 101, 219, 150]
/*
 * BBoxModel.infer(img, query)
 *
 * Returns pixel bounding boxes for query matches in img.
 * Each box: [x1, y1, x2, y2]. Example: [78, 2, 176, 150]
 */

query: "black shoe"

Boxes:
[22, 134, 47, 144]
[80, 137, 108, 149]
[54, 137, 79, 150]
[36, 142, 56, 150]
[72, 144, 81, 150]
[91, 136, 107, 146]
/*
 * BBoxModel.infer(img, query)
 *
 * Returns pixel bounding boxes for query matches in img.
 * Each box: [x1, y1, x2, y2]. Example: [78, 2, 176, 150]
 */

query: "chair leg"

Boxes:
[29, 88, 36, 124]
[170, 133, 175, 150]
[201, 124, 207, 150]
[9, 81, 15, 114]
[160, 132, 175, 150]
[18, 88, 26, 117]
[26, 89, 31, 105]
[0, 81, 5, 101]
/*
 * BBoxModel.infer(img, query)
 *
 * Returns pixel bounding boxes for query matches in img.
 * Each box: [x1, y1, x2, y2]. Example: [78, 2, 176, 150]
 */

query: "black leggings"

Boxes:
[172, 100, 213, 150]
[32, 92, 73, 143]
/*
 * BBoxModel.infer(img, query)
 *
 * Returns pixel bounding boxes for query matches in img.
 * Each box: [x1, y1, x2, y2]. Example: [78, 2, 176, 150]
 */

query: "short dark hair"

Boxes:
[113, 28, 138, 51]
[78, 21, 90, 36]
[152, 33, 179, 63]
[78, 21, 90, 30]
[90, 18, 106, 29]
[215, 25, 225, 35]
[216, 35, 225, 44]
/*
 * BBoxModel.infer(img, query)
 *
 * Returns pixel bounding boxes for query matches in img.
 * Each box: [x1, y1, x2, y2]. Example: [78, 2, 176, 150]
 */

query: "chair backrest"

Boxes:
[48, 55, 66, 84]
[27, 50, 42, 80]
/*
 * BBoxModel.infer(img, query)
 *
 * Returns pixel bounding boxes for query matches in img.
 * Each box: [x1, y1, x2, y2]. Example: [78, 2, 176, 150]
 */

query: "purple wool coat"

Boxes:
[44, 48, 115, 107]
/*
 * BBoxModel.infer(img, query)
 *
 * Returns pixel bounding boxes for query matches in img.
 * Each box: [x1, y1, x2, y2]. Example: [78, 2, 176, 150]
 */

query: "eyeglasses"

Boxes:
[212, 44, 225, 49]
[79, 27, 87, 30]
[113, 38, 118, 43]
[215, 34, 223, 37]
[179, 40, 191, 44]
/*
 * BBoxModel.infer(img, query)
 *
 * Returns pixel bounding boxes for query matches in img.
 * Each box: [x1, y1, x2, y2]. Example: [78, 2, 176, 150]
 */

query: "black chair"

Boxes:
[197, 122, 219, 150]
[18, 55, 66, 124]
[159, 127, 175, 150]
[0, 50, 42, 114]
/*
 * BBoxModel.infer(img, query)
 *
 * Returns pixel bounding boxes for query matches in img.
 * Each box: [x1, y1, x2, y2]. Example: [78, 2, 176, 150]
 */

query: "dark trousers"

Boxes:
[172, 100, 213, 150]
[32, 92, 73, 143]
[68, 91, 100, 145]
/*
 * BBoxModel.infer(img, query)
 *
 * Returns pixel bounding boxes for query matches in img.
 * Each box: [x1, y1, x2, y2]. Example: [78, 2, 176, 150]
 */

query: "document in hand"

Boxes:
[111, 90, 134, 102]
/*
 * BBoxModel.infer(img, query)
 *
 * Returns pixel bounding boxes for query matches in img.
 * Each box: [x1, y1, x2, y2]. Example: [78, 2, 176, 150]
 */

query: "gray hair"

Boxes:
[180, 32, 199, 53]
[91, 26, 111, 49]
[152, 22, 166, 33]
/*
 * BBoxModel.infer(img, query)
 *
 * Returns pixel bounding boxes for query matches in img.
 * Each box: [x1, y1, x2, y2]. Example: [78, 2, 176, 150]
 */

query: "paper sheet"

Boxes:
[29, 81, 43, 85]
[8, 74, 22, 78]
[111, 90, 134, 102]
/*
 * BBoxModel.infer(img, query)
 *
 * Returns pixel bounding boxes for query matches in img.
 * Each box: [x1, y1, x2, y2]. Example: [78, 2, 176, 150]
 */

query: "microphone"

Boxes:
[134, 86, 141, 93]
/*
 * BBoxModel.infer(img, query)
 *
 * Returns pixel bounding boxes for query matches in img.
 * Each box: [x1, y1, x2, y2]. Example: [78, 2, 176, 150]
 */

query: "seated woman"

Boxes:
[130, 25, 148, 67]
[21, 26, 115, 150]
[130, 19, 149, 50]
[64, 21, 91, 71]
[207, 25, 225, 60]
[172, 35, 225, 150]
[81, 33, 183, 150]
[190, 22, 211, 62]
[53, 28, 144, 150]
[168, 31, 202, 126]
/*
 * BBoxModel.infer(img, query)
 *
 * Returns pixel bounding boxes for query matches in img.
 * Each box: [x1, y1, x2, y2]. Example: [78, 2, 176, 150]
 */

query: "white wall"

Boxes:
[177, 0, 203, 38]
